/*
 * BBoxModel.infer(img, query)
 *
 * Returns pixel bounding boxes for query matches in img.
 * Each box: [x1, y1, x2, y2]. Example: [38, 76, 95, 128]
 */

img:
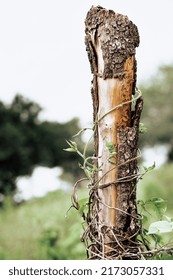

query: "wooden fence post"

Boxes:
[84, 6, 143, 259]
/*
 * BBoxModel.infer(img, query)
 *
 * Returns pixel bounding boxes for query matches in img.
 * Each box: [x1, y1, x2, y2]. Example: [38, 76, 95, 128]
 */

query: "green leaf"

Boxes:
[144, 197, 167, 219]
[105, 140, 116, 154]
[64, 140, 78, 152]
[63, 147, 76, 152]
[139, 122, 147, 134]
[143, 162, 156, 172]
[148, 161, 156, 171]
[137, 199, 145, 206]
[142, 214, 148, 223]
[78, 198, 88, 208]
[150, 197, 167, 216]
[105, 140, 116, 165]
[148, 220, 173, 234]
[143, 165, 148, 172]
[68, 140, 77, 149]
[78, 198, 89, 217]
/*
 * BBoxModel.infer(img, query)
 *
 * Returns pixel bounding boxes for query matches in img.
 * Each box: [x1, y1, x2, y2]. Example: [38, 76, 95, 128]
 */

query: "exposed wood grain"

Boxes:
[85, 6, 142, 259]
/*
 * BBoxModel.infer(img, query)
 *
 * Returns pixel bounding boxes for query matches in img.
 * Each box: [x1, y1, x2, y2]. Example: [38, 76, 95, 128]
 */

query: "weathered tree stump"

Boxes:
[84, 6, 143, 259]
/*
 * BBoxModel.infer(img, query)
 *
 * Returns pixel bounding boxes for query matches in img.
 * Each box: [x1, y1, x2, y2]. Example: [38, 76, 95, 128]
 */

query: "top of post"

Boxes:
[85, 6, 139, 80]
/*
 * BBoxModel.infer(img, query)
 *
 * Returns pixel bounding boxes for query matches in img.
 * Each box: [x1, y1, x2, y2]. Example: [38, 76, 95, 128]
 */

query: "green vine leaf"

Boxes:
[64, 140, 78, 152]
[143, 161, 156, 172]
[78, 198, 89, 217]
[105, 140, 116, 155]
[139, 122, 147, 134]
[148, 221, 173, 234]
[105, 140, 116, 165]
[147, 197, 167, 217]
[64, 147, 76, 152]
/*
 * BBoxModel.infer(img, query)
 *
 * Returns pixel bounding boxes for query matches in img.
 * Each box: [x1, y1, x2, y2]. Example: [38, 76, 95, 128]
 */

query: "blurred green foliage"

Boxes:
[0, 164, 172, 260]
[138, 164, 173, 214]
[0, 95, 83, 195]
[0, 190, 86, 259]
[137, 164, 173, 259]
[140, 64, 173, 159]
[1, 63, 173, 260]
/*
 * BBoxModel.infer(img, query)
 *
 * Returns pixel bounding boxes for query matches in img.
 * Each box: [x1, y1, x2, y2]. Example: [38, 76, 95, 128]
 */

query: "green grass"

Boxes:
[0, 190, 86, 260]
[0, 163, 173, 260]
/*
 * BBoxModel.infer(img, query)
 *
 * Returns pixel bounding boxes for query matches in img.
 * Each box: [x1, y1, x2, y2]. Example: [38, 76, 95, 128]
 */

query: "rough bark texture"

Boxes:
[116, 98, 143, 233]
[84, 6, 143, 260]
[85, 5, 139, 80]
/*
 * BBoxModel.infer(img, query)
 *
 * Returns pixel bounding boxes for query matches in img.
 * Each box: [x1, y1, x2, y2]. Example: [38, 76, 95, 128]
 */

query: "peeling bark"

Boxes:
[85, 6, 143, 259]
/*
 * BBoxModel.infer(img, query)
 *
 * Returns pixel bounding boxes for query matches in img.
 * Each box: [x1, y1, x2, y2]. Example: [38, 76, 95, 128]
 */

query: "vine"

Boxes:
[64, 88, 173, 259]
[64, 88, 142, 211]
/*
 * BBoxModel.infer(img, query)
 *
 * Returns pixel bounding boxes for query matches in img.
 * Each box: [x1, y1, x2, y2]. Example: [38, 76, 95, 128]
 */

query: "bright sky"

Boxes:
[0, 0, 173, 126]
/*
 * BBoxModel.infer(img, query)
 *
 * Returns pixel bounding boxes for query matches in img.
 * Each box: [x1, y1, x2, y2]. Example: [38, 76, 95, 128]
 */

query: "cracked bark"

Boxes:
[85, 6, 143, 259]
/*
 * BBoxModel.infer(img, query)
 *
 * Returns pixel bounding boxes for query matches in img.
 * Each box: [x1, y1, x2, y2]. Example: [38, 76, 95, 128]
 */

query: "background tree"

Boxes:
[0, 95, 83, 195]
[140, 64, 173, 160]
